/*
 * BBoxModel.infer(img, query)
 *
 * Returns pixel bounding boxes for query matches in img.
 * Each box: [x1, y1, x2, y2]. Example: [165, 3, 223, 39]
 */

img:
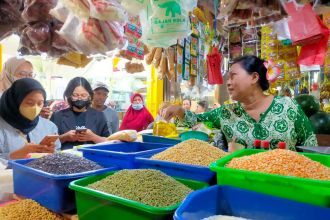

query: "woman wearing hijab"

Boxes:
[0, 57, 34, 94]
[0, 56, 52, 119]
[120, 93, 154, 132]
[51, 77, 109, 150]
[0, 78, 60, 164]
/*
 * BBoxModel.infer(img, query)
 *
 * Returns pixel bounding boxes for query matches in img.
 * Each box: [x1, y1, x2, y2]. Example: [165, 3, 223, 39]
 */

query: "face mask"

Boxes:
[71, 99, 91, 109]
[19, 105, 42, 121]
[132, 103, 143, 110]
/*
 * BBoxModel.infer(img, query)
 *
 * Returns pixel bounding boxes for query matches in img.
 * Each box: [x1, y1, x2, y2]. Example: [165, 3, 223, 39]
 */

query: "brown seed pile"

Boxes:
[88, 169, 192, 207]
[226, 149, 330, 180]
[0, 199, 64, 220]
[151, 139, 228, 166]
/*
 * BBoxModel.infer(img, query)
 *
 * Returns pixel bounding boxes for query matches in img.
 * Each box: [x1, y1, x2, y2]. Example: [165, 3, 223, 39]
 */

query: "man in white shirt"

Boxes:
[91, 82, 119, 135]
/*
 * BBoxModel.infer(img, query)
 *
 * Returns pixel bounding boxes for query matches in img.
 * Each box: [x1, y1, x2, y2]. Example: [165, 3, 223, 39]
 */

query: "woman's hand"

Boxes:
[60, 130, 78, 143]
[161, 105, 185, 121]
[76, 129, 107, 143]
[76, 129, 97, 142]
[9, 143, 55, 160]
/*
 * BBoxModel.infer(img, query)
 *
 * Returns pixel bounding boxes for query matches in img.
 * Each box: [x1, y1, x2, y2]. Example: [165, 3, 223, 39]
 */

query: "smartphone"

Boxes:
[40, 135, 59, 146]
[76, 128, 87, 134]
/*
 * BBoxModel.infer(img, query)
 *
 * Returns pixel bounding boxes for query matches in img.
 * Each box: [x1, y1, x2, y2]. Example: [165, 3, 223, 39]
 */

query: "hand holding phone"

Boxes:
[39, 135, 59, 146]
[76, 128, 87, 134]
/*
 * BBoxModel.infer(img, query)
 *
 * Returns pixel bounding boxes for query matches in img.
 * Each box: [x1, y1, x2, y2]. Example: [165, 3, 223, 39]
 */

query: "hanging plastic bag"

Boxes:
[272, 18, 292, 45]
[297, 16, 329, 66]
[207, 47, 223, 85]
[22, 0, 57, 22]
[285, 1, 323, 46]
[88, 0, 127, 23]
[57, 14, 96, 54]
[140, 0, 197, 48]
[59, 0, 90, 19]
[100, 20, 126, 51]
[120, 0, 148, 15]
[49, 1, 69, 23]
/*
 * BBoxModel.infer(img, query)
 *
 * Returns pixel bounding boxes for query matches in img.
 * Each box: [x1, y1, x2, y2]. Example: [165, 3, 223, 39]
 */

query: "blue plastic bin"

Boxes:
[9, 158, 117, 213]
[142, 134, 181, 145]
[136, 152, 215, 183]
[174, 185, 330, 220]
[78, 142, 173, 169]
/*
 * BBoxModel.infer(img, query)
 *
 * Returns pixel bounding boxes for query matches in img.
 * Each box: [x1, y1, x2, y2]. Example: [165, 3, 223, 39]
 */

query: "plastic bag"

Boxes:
[207, 47, 223, 85]
[285, 1, 324, 46]
[0, 0, 24, 40]
[153, 121, 178, 138]
[140, 0, 197, 48]
[107, 130, 137, 142]
[120, 0, 148, 15]
[21, 22, 52, 53]
[52, 22, 74, 51]
[88, 0, 126, 23]
[273, 18, 291, 42]
[49, 1, 69, 23]
[22, 0, 57, 22]
[297, 16, 329, 66]
[59, 0, 90, 19]
[58, 13, 126, 55]
[99, 20, 126, 51]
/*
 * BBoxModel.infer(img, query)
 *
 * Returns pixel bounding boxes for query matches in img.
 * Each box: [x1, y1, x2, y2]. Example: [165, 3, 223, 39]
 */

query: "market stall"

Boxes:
[0, 0, 330, 220]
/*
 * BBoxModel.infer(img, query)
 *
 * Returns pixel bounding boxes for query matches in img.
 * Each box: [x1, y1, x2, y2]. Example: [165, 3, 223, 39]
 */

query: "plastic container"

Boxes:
[142, 134, 181, 145]
[179, 131, 208, 141]
[210, 149, 330, 207]
[174, 185, 330, 220]
[135, 152, 215, 183]
[78, 142, 173, 169]
[69, 171, 209, 220]
[9, 158, 117, 213]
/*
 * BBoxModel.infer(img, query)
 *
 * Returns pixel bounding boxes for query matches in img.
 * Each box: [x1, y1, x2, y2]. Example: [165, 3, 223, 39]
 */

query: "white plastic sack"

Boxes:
[59, 0, 90, 19]
[88, 0, 127, 23]
[140, 0, 197, 48]
[49, 1, 69, 23]
[120, 0, 148, 15]
[273, 18, 292, 41]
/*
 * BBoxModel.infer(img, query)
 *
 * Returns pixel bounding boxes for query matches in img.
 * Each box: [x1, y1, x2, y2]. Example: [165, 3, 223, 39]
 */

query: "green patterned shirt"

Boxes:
[183, 96, 318, 150]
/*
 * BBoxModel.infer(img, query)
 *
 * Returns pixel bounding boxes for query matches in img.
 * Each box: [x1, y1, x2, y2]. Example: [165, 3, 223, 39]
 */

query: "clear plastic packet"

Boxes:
[22, 0, 57, 22]
[88, 0, 127, 23]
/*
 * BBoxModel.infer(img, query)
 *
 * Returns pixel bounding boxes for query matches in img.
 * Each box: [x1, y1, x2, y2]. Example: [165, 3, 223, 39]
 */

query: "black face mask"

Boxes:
[71, 99, 91, 109]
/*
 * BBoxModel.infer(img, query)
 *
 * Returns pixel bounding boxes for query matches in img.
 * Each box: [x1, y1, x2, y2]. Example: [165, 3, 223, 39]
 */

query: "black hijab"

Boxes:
[0, 78, 46, 134]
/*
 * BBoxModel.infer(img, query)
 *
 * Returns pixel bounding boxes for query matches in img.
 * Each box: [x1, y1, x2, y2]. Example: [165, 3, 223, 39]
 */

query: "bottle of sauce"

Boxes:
[278, 142, 286, 149]
[261, 140, 270, 150]
[253, 140, 261, 149]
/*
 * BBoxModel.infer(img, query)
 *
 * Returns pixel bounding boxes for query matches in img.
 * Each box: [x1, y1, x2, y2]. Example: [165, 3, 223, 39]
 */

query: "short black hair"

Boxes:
[232, 55, 269, 91]
[63, 77, 94, 100]
[197, 100, 208, 109]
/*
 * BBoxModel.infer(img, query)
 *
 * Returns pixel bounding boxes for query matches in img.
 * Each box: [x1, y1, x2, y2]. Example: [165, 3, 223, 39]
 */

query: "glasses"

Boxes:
[71, 93, 90, 100]
[14, 71, 35, 78]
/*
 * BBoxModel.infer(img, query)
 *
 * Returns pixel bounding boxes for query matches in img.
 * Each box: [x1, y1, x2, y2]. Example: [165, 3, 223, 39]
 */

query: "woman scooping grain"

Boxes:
[162, 56, 317, 151]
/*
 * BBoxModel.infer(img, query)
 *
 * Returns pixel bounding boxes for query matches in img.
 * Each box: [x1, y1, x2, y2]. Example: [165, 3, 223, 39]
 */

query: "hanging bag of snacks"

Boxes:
[206, 47, 223, 85]
[285, 1, 323, 46]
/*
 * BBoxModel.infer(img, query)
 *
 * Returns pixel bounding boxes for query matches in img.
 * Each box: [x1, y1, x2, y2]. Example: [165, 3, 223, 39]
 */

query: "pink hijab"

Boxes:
[0, 57, 32, 93]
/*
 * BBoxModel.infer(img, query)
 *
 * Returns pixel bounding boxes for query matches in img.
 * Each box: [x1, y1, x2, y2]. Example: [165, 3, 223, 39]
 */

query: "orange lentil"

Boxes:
[226, 149, 330, 180]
